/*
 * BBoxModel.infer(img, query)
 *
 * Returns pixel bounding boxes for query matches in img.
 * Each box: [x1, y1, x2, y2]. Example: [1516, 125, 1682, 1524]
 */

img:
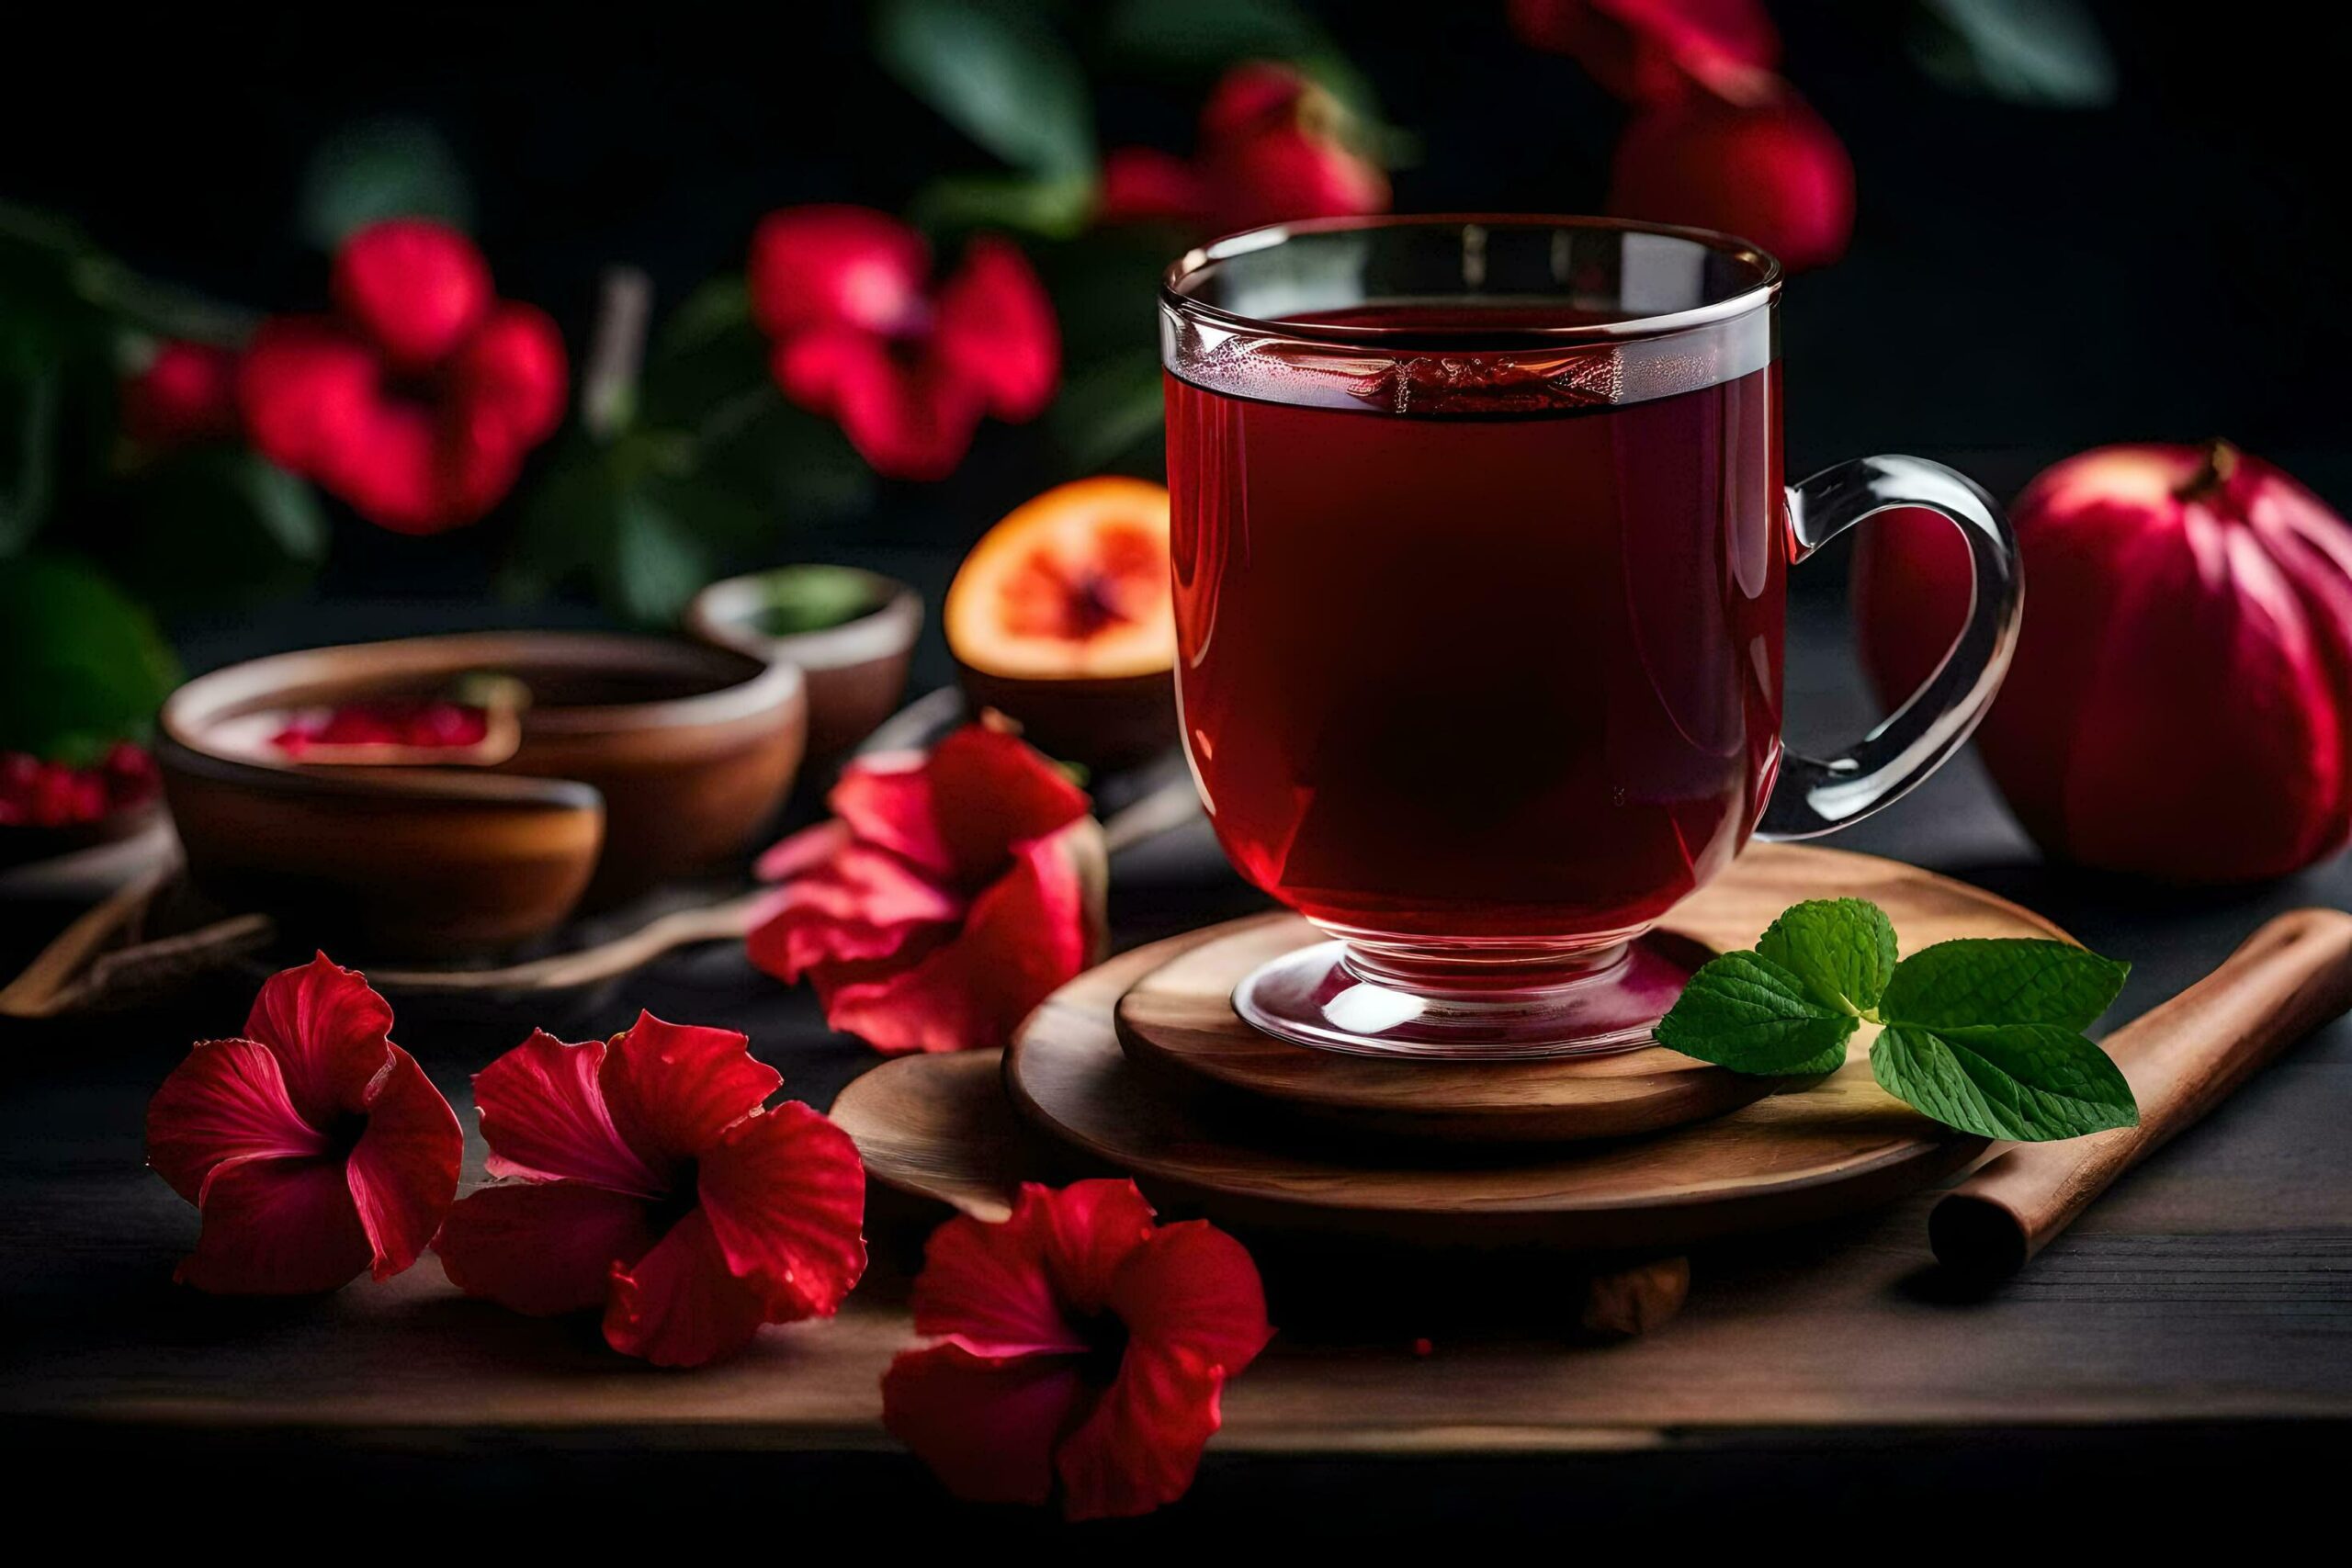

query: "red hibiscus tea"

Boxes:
[1161, 219, 2018, 1057]
[1168, 333, 1783, 952]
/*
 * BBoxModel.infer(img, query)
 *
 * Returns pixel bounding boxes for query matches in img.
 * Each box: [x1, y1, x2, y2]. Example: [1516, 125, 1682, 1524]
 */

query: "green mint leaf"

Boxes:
[1881, 938, 2129, 1032]
[1871, 1022, 2139, 1142]
[1654, 951, 1860, 1075]
[1755, 898, 1897, 1019]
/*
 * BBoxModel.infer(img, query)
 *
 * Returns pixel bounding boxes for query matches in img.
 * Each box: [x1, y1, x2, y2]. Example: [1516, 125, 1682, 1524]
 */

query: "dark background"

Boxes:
[6, 4, 2352, 1537]
[8, 1, 2350, 509]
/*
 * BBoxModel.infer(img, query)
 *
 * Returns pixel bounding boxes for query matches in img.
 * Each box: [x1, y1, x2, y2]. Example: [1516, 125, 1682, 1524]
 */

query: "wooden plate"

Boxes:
[1117, 916, 1780, 1143]
[1003, 844, 2066, 1250]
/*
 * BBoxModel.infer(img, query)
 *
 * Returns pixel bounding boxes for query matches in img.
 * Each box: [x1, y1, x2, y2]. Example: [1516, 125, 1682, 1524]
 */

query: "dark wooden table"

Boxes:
[5, 598, 2348, 1540]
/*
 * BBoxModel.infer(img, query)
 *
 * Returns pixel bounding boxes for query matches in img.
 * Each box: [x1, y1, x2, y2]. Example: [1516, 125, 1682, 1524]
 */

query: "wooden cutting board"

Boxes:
[983, 843, 2066, 1250]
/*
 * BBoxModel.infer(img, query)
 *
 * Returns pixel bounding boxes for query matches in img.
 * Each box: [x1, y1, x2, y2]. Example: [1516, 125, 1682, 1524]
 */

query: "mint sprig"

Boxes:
[1656, 898, 2138, 1143]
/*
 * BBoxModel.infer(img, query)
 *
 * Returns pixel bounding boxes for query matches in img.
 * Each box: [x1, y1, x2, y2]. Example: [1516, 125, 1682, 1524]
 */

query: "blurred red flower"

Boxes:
[882, 1179, 1272, 1520]
[0, 742, 156, 828]
[747, 723, 1106, 1055]
[748, 206, 1058, 482]
[238, 220, 568, 535]
[145, 954, 461, 1294]
[435, 1015, 866, 1367]
[1100, 62, 1390, 236]
[121, 340, 243, 448]
[1608, 77, 1855, 271]
[1510, 0, 1780, 102]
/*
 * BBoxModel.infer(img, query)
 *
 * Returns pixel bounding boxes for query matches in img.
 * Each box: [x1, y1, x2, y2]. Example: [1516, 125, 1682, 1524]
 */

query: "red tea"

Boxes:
[1167, 307, 1785, 953]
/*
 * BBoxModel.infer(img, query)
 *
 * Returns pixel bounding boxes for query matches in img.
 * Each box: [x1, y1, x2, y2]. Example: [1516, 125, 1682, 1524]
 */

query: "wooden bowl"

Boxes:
[687, 567, 921, 761]
[954, 660, 1176, 771]
[159, 632, 807, 956]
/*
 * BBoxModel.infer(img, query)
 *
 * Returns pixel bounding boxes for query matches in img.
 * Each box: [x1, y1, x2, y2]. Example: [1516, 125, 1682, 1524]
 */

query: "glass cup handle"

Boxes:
[1757, 455, 2023, 840]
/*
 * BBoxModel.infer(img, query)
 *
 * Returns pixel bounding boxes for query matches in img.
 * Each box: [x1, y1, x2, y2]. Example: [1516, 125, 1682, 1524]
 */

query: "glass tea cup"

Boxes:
[1159, 216, 2018, 1059]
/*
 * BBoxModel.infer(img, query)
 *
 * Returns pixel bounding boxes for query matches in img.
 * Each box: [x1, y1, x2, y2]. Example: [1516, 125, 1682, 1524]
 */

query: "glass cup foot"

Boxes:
[1231, 933, 1709, 1061]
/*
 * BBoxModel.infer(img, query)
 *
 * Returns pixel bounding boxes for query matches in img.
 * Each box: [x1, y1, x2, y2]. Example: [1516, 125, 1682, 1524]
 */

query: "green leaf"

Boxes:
[658, 276, 754, 360]
[875, 0, 1096, 178]
[0, 367, 60, 553]
[1050, 352, 1166, 471]
[1103, 0, 1324, 66]
[606, 491, 712, 628]
[299, 118, 475, 250]
[1912, 0, 2117, 108]
[749, 565, 886, 637]
[0, 554, 179, 757]
[1881, 938, 2128, 1033]
[96, 449, 329, 613]
[1871, 1022, 2138, 1142]
[1654, 950, 1860, 1075]
[1755, 897, 1896, 1020]
[908, 172, 1097, 241]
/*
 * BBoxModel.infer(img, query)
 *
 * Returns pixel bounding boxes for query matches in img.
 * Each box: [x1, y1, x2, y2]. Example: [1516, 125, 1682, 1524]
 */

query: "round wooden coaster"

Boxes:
[1117, 917, 1776, 1143]
[1003, 844, 2064, 1250]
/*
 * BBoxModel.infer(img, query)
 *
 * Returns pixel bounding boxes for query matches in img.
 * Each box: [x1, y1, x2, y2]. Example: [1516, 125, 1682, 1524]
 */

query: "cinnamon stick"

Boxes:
[1930, 907, 2352, 1280]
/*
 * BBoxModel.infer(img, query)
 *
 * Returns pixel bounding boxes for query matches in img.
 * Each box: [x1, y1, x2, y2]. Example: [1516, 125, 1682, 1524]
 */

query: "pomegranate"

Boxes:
[1855, 441, 2352, 883]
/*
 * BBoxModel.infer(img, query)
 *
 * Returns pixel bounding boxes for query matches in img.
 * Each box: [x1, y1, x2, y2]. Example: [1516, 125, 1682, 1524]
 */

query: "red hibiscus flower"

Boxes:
[435, 1014, 866, 1367]
[747, 723, 1107, 1055]
[748, 206, 1058, 482]
[144, 953, 461, 1294]
[1607, 73, 1855, 273]
[121, 340, 243, 448]
[238, 219, 568, 535]
[882, 1179, 1272, 1520]
[1510, 0, 1780, 102]
[1099, 62, 1390, 237]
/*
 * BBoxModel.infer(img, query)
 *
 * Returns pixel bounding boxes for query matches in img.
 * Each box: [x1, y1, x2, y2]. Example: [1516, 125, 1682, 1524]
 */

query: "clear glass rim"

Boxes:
[1159, 213, 1783, 348]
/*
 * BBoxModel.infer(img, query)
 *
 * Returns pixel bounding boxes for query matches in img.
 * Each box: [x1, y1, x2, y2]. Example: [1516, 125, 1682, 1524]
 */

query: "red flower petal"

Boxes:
[910, 1182, 1140, 1353]
[599, 1013, 781, 1164]
[1199, 61, 1314, 143]
[881, 1342, 1084, 1508]
[695, 1101, 867, 1319]
[754, 818, 852, 883]
[447, 301, 569, 448]
[814, 822, 1102, 1055]
[1097, 149, 1212, 226]
[436, 1180, 659, 1317]
[238, 319, 380, 479]
[342, 1045, 463, 1280]
[333, 219, 493, 373]
[1054, 1339, 1229, 1521]
[770, 327, 985, 483]
[1205, 122, 1391, 232]
[932, 235, 1060, 424]
[1057, 1217, 1271, 1515]
[146, 1038, 331, 1205]
[746, 841, 961, 983]
[471, 1030, 665, 1196]
[122, 340, 243, 448]
[749, 205, 932, 340]
[1108, 1219, 1274, 1381]
[241, 953, 397, 1127]
[831, 726, 1091, 888]
[175, 1156, 374, 1295]
[1607, 80, 1854, 273]
[603, 1206, 774, 1367]
[1510, 0, 1780, 102]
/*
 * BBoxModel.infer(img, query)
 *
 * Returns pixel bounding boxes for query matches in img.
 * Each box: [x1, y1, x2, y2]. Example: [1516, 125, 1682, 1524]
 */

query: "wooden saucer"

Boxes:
[1117, 916, 1779, 1143]
[1001, 844, 2064, 1250]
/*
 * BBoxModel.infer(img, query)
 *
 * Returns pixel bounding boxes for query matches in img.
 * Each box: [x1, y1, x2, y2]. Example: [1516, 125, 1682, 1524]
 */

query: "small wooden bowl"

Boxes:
[955, 661, 1176, 771]
[687, 567, 921, 760]
[159, 632, 807, 956]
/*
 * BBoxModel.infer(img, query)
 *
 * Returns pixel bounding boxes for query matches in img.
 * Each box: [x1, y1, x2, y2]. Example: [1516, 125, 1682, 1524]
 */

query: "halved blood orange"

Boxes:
[944, 477, 1177, 767]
